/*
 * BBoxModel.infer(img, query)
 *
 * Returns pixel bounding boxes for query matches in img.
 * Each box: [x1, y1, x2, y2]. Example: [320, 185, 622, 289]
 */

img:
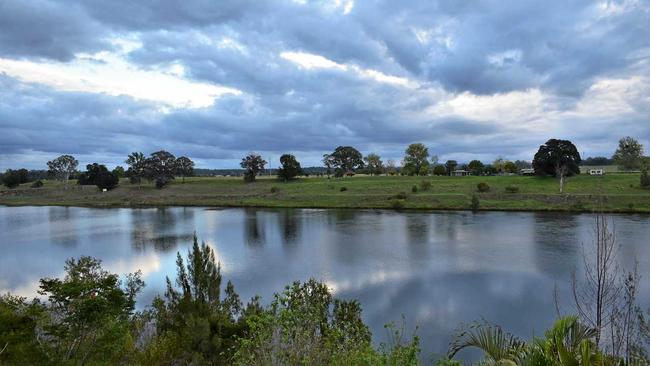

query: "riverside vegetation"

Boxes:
[1, 214, 649, 365]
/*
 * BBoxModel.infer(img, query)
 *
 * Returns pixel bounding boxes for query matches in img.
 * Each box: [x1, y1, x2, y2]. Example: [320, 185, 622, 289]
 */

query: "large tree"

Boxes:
[47, 155, 78, 189]
[612, 136, 644, 171]
[403, 143, 429, 176]
[468, 160, 484, 175]
[323, 146, 364, 177]
[175, 156, 195, 183]
[77, 163, 118, 190]
[277, 154, 302, 181]
[125, 152, 147, 186]
[445, 160, 458, 176]
[533, 139, 581, 193]
[363, 153, 384, 176]
[145, 150, 177, 188]
[240, 153, 267, 182]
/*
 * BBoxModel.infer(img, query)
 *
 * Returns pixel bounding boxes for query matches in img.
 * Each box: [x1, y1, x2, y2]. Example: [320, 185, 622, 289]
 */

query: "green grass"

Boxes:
[1, 174, 649, 212]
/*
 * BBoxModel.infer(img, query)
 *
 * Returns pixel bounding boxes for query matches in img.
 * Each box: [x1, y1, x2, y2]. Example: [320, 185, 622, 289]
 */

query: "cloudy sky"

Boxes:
[0, 0, 648, 169]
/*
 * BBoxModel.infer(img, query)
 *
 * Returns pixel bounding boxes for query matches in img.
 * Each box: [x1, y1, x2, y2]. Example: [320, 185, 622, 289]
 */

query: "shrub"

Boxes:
[471, 194, 480, 211]
[340, 186, 348, 192]
[96, 172, 119, 190]
[390, 199, 405, 210]
[393, 191, 408, 200]
[2, 174, 21, 188]
[419, 180, 432, 191]
[30, 180, 44, 188]
[505, 185, 519, 193]
[270, 186, 279, 193]
[641, 168, 650, 188]
[476, 182, 490, 192]
[411, 185, 418, 193]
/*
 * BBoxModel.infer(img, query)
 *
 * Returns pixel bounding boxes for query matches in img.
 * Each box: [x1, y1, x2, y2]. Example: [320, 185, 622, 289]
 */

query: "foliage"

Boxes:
[468, 160, 484, 175]
[47, 155, 78, 187]
[583, 157, 613, 166]
[445, 160, 458, 175]
[241, 153, 267, 183]
[277, 154, 302, 181]
[432, 165, 447, 176]
[2, 168, 29, 188]
[403, 143, 430, 176]
[419, 180, 432, 191]
[641, 168, 650, 188]
[37, 256, 144, 364]
[323, 146, 364, 174]
[505, 185, 519, 193]
[411, 185, 418, 193]
[112, 165, 125, 178]
[0, 295, 48, 364]
[175, 156, 195, 183]
[504, 161, 518, 174]
[78, 163, 119, 190]
[145, 150, 177, 188]
[477, 182, 490, 192]
[364, 153, 384, 176]
[471, 194, 480, 211]
[340, 186, 348, 192]
[30, 179, 44, 188]
[234, 279, 381, 365]
[612, 136, 644, 171]
[125, 152, 147, 185]
[533, 139, 581, 193]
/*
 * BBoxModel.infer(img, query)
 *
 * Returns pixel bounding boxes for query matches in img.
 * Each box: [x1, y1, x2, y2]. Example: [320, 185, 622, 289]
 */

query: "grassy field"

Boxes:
[1, 174, 649, 212]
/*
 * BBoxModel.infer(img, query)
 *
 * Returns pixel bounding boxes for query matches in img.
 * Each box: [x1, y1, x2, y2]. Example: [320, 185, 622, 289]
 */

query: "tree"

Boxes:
[38, 256, 143, 364]
[583, 156, 613, 166]
[503, 161, 518, 174]
[323, 146, 364, 177]
[403, 143, 429, 176]
[2, 169, 29, 188]
[47, 155, 78, 189]
[145, 151, 177, 188]
[612, 136, 644, 171]
[533, 139, 581, 193]
[432, 165, 446, 176]
[125, 152, 147, 186]
[78, 163, 118, 190]
[240, 153, 267, 182]
[149, 236, 251, 364]
[364, 153, 384, 176]
[386, 159, 397, 176]
[175, 156, 194, 183]
[445, 160, 458, 176]
[513, 160, 532, 170]
[277, 154, 302, 181]
[468, 160, 484, 175]
[112, 166, 125, 178]
[430, 154, 439, 167]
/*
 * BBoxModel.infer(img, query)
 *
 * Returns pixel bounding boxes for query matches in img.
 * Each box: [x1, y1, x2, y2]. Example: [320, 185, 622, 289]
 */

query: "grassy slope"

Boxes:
[1, 174, 649, 212]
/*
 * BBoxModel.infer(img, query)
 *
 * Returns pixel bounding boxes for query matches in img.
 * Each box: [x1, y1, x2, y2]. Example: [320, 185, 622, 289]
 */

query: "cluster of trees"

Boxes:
[78, 163, 120, 190]
[125, 151, 195, 188]
[2, 220, 649, 365]
[1, 169, 31, 188]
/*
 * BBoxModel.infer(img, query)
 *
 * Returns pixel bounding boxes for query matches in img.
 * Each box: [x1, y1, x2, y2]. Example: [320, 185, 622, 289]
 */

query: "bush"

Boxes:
[411, 185, 418, 193]
[393, 191, 408, 200]
[390, 199, 405, 210]
[2, 174, 21, 188]
[340, 186, 348, 192]
[96, 172, 119, 190]
[30, 180, 44, 188]
[476, 182, 490, 192]
[641, 168, 650, 188]
[270, 186, 279, 193]
[471, 194, 480, 211]
[419, 180, 432, 191]
[505, 185, 519, 193]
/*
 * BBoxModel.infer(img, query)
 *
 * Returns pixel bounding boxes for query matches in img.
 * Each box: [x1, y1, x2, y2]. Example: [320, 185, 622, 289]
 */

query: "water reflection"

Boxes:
[0, 206, 648, 362]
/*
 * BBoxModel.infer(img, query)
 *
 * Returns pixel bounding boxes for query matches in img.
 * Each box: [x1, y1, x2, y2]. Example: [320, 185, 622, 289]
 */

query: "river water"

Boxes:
[1, 206, 648, 361]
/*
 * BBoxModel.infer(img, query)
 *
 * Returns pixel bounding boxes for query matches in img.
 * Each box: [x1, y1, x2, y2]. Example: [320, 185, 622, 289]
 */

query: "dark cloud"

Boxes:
[0, 0, 649, 169]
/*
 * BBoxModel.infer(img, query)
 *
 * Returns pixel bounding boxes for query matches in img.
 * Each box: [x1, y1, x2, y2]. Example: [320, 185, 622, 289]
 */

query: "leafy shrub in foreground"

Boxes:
[505, 185, 519, 193]
[476, 182, 490, 192]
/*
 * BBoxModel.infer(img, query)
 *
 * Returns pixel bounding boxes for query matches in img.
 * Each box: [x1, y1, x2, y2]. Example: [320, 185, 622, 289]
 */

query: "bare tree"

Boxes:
[572, 214, 621, 348]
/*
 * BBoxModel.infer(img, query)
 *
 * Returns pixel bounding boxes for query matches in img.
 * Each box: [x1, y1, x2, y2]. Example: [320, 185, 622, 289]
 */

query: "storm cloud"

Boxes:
[0, 0, 648, 169]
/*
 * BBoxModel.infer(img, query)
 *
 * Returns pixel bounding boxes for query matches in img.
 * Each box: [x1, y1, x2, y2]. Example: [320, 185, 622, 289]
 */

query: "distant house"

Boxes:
[452, 169, 469, 176]
[520, 168, 535, 176]
[589, 169, 604, 176]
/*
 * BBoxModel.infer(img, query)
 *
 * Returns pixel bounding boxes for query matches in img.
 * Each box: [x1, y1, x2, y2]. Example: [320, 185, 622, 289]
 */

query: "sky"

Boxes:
[0, 0, 649, 170]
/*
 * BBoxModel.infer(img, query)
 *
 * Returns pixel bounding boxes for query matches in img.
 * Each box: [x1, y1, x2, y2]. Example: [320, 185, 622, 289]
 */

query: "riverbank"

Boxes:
[1, 174, 649, 212]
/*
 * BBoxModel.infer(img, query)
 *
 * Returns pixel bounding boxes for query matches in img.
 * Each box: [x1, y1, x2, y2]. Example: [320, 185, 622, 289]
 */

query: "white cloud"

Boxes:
[0, 51, 242, 109]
